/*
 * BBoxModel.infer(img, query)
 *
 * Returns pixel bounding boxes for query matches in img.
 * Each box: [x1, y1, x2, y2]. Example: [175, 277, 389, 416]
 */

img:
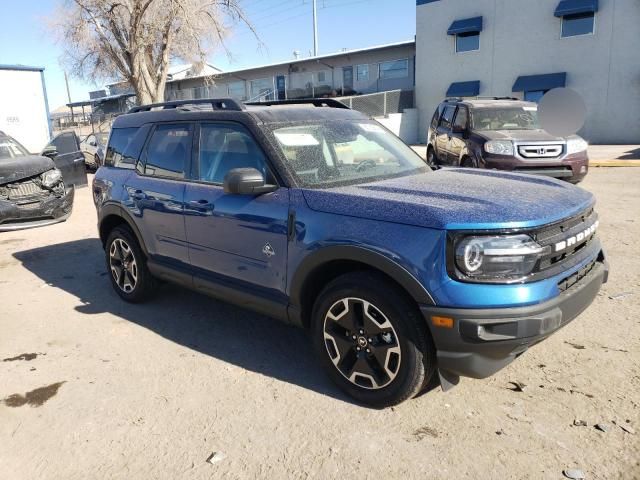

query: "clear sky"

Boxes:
[0, 0, 416, 110]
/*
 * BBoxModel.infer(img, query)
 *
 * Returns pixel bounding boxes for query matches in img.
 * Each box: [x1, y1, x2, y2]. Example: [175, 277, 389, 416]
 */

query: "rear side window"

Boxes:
[143, 124, 191, 179]
[105, 127, 146, 169]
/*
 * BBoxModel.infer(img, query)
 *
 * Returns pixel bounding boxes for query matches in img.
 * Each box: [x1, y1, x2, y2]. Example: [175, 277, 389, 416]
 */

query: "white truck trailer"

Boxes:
[0, 65, 52, 153]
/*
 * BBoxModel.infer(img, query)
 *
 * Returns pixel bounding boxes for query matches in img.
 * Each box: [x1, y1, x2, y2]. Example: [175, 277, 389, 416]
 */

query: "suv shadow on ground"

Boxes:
[12, 238, 360, 404]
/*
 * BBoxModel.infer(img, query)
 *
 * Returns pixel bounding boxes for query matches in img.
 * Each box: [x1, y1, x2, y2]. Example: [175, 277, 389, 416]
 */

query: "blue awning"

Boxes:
[554, 0, 598, 17]
[447, 81, 480, 97]
[512, 73, 566, 92]
[447, 16, 483, 35]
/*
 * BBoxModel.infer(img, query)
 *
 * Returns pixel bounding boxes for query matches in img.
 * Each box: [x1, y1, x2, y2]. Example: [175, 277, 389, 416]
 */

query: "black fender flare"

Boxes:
[289, 245, 435, 320]
[98, 203, 149, 256]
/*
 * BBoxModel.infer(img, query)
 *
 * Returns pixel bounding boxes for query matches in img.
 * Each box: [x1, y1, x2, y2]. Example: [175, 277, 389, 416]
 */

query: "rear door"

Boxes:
[435, 105, 456, 165]
[45, 131, 88, 187]
[184, 122, 289, 298]
[448, 105, 469, 165]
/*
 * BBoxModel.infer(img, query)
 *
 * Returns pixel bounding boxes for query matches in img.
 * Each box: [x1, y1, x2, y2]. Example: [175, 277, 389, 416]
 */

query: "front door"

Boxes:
[45, 131, 87, 187]
[184, 122, 289, 298]
[342, 66, 354, 93]
[448, 106, 469, 165]
[435, 105, 456, 165]
[276, 75, 287, 100]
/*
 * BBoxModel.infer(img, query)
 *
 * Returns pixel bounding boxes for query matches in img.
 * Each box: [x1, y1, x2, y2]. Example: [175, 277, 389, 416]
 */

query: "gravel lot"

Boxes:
[1, 168, 638, 479]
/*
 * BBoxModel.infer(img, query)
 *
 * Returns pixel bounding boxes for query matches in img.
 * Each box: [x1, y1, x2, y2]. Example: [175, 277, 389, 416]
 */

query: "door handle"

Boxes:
[74, 157, 84, 163]
[131, 190, 147, 201]
[189, 199, 214, 210]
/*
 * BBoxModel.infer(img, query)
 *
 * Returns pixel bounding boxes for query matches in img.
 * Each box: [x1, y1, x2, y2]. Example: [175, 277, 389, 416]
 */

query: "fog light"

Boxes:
[580, 165, 587, 174]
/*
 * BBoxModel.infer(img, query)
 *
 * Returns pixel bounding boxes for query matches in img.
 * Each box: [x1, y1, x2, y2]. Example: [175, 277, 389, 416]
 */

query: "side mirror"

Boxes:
[42, 145, 58, 158]
[223, 168, 277, 195]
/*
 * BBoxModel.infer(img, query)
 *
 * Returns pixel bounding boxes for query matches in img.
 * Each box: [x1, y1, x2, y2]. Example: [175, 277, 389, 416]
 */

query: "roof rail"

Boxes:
[244, 98, 350, 109]
[473, 96, 519, 100]
[128, 98, 245, 114]
[444, 97, 463, 103]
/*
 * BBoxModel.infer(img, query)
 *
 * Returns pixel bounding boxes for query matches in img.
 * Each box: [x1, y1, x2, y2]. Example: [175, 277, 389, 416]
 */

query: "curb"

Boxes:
[590, 160, 640, 167]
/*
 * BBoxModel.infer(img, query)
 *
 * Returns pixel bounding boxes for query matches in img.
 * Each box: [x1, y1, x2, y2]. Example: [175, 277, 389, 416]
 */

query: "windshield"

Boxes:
[0, 136, 30, 161]
[270, 121, 428, 188]
[471, 107, 540, 131]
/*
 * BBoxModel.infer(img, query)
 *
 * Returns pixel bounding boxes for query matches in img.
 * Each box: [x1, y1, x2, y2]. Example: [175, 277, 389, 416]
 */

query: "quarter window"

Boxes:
[199, 124, 269, 184]
[456, 32, 480, 52]
[144, 124, 190, 179]
[561, 12, 595, 37]
[379, 59, 409, 79]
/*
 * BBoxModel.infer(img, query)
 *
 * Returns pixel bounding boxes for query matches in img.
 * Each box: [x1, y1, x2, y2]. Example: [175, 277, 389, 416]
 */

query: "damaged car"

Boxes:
[0, 131, 75, 231]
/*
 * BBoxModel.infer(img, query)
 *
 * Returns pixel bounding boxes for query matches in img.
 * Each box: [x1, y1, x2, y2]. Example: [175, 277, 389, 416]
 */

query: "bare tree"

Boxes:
[53, 0, 257, 105]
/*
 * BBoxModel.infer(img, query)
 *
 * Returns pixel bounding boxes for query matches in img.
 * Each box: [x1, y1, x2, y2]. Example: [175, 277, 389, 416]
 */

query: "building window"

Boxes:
[561, 12, 595, 37]
[316, 71, 326, 83]
[249, 78, 274, 101]
[524, 90, 547, 103]
[456, 32, 480, 52]
[379, 59, 409, 79]
[227, 81, 246, 100]
[356, 64, 369, 81]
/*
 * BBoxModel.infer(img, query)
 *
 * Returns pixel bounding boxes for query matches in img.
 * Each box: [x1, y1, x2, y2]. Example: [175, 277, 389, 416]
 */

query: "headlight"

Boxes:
[566, 137, 588, 155]
[41, 168, 63, 188]
[454, 234, 547, 282]
[484, 140, 514, 156]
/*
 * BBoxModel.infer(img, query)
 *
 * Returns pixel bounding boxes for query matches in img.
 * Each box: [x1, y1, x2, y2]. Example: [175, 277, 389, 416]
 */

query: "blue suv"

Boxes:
[93, 98, 607, 407]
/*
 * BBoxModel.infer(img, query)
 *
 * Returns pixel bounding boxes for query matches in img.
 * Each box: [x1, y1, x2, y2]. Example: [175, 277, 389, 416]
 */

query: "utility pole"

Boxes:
[312, 0, 318, 56]
[64, 71, 74, 124]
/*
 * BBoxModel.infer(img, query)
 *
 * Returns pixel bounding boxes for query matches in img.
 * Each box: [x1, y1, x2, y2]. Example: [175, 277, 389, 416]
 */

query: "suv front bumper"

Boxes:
[420, 259, 608, 383]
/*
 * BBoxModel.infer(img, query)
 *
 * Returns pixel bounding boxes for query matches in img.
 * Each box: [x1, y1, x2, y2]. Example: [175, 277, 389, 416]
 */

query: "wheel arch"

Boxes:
[288, 246, 435, 329]
[99, 204, 149, 256]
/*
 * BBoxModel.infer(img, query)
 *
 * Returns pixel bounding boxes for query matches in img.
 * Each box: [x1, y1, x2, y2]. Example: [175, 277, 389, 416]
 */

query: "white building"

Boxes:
[415, 0, 640, 143]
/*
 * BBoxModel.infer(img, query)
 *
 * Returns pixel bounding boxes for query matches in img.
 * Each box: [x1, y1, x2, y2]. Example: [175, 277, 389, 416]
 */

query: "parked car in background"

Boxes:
[93, 98, 606, 407]
[79, 132, 109, 169]
[0, 130, 75, 231]
[426, 98, 589, 183]
[41, 131, 88, 188]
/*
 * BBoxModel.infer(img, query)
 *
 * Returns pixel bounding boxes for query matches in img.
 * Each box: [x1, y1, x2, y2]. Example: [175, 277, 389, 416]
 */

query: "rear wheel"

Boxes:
[105, 226, 155, 303]
[311, 271, 436, 407]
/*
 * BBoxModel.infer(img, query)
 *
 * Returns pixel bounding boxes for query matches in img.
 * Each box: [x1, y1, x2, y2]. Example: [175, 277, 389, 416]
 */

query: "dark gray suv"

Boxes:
[427, 98, 589, 183]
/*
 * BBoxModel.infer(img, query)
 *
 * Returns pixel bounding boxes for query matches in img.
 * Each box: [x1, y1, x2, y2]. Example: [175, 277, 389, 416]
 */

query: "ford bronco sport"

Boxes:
[93, 98, 607, 407]
[427, 98, 589, 183]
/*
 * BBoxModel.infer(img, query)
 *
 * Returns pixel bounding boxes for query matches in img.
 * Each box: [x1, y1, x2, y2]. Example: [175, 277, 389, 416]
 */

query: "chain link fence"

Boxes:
[337, 89, 414, 117]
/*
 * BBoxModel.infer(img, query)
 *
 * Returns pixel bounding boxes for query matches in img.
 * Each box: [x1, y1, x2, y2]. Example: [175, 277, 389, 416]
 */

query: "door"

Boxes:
[124, 123, 191, 269]
[342, 66, 354, 93]
[448, 106, 469, 165]
[276, 75, 287, 100]
[184, 122, 289, 298]
[81, 134, 97, 161]
[44, 131, 88, 187]
[435, 105, 456, 165]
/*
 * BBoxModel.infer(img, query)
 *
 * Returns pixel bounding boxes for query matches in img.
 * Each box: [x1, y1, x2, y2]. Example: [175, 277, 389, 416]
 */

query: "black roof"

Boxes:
[112, 98, 366, 129]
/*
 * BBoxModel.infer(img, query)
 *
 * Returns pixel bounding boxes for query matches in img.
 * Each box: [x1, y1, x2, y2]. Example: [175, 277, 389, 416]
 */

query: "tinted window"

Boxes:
[144, 124, 190, 179]
[562, 13, 594, 37]
[199, 124, 269, 184]
[453, 107, 468, 129]
[50, 132, 78, 155]
[440, 105, 456, 128]
[456, 32, 480, 52]
[356, 64, 369, 81]
[105, 127, 143, 169]
[379, 59, 409, 79]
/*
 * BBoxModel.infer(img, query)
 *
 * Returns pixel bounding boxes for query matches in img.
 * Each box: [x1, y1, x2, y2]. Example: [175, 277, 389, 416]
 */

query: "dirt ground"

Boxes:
[1, 168, 638, 480]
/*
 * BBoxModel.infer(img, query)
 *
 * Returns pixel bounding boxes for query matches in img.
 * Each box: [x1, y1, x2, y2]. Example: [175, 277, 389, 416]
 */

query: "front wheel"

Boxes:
[311, 272, 436, 408]
[426, 147, 439, 169]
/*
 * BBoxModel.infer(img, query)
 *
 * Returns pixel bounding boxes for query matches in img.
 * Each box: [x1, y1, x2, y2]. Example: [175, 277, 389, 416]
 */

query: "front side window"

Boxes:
[440, 105, 456, 129]
[356, 64, 369, 81]
[379, 59, 409, 79]
[105, 127, 146, 169]
[562, 12, 595, 37]
[456, 32, 480, 52]
[50, 132, 79, 155]
[471, 107, 540, 131]
[199, 124, 269, 184]
[453, 107, 469, 130]
[144, 124, 190, 179]
[270, 121, 428, 188]
[0, 136, 29, 160]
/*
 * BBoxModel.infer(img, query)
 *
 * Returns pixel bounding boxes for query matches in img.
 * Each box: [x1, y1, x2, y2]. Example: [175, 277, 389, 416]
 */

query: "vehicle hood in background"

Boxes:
[301, 169, 594, 230]
[0, 156, 55, 185]
[478, 129, 575, 142]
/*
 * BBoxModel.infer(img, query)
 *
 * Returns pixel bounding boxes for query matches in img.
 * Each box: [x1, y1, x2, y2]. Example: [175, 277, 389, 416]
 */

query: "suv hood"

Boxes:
[479, 129, 572, 142]
[0, 155, 55, 185]
[301, 169, 594, 230]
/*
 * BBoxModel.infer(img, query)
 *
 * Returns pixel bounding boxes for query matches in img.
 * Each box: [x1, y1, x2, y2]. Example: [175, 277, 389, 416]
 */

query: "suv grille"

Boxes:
[518, 144, 563, 158]
[0, 177, 51, 202]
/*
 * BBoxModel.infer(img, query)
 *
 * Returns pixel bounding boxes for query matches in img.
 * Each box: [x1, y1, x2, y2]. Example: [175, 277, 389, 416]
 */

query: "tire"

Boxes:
[105, 225, 156, 303]
[311, 271, 436, 408]
[94, 154, 101, 169]
[461, 156, 475, 168]
[426, 147, 439, 169]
